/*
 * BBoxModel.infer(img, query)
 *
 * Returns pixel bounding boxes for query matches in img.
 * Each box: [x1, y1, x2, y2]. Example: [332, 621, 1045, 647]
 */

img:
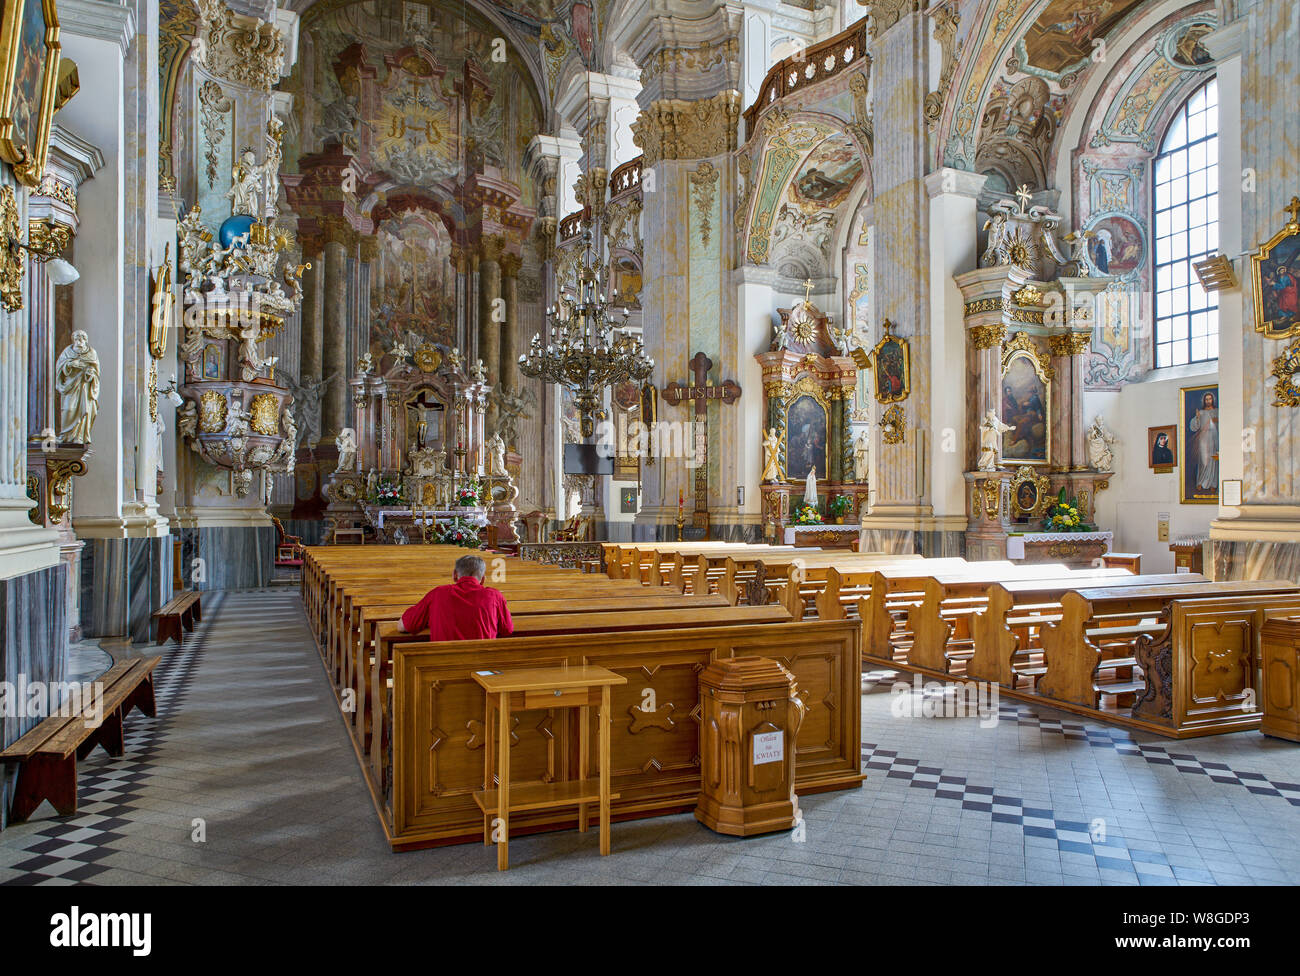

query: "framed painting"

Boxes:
[619, 487, 637, 514]
[1147, 424, 1177, 472]
[1250, 198, 1300, 340]
[1179, 384, 1219, 504]
[0, 0, 62, 186]
[1000, 335, 1051, 465]
[870, 319, 909, 404]
[785, 393, 828, 483]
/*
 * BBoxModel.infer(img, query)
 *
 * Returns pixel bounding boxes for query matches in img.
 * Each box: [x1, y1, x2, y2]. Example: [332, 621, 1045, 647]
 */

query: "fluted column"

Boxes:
[320, 222, 352, 440]
[478, 235, 504, 430]
[500, 253, 521, 398]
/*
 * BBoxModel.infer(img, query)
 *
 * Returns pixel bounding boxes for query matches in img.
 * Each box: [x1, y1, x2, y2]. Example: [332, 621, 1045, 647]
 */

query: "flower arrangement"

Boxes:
[790, 501, 823, 525]
[1042, 488, 1094, 532]
[827, 495, 853, 521]
[454, 481, 481, 507]
[435, 518, 481, 548]
[372, 478, 405, 506]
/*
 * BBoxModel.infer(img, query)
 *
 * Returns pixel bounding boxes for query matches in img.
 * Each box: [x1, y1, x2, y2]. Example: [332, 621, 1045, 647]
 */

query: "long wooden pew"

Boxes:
[754, 552, 936, 619]
[968, 573, 1207, 688]
[1036, 579, 1300, 735]
[388, 618, 861, 849]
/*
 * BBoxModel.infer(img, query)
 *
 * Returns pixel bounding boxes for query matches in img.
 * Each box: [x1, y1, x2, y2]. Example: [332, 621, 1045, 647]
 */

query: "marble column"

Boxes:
[298, 241, 324, 394]
[478, 236, 504, 430]
[320, 226, 351, 441]
[500, 254, 521, 398]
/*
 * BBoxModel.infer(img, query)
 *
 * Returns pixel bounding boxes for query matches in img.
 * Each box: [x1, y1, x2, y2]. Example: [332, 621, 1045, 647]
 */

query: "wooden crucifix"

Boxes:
[662, 351, 741, 534]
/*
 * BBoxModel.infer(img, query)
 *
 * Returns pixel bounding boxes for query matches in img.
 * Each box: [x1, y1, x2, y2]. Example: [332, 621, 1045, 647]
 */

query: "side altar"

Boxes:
[756, 293, 867, 537]
[322, 344, 518, 543]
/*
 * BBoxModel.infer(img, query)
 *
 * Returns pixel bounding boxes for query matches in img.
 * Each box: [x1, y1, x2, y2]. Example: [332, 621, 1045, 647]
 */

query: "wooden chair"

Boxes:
[272, 515, 305, 567]
[554, 513, 590, 542]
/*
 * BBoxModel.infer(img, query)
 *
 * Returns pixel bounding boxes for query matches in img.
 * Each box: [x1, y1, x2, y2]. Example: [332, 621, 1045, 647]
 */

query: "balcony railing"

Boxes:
[609, 156, 643, 198]
[743, 17, 868, 132]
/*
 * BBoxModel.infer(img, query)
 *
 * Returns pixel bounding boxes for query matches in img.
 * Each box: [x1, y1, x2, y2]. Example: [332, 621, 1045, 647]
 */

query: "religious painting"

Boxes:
[1249, 200, 1300, 339]
[1010, 467, 1050, 519]
[0, 0, 62, 185]
[789, 135, 862, 212]
[1085, 213, 1146, 278]
[785, 394, 828, 484]
[202, 343, 223, 380]
[1167, 22, 1216, 67]
[370, 215, 457, 352]
[1180, 384, 1219, 504]
[1022, 0, 1145, 76]
[1148, 424, 1177, 472]
[1001, 345, 1050, 465]
[619, 487, 637, 514]
[570, 1, 593, 63]
[871, 321, 909, 404]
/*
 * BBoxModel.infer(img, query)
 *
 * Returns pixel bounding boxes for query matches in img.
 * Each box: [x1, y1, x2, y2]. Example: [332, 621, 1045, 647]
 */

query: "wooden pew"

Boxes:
[664, 544, 799, 594]
[1037, 579, 1300, 734]
[388, 618, 861, 849]
[754, 552, 936, 620]
[968, 573, 1206, 688]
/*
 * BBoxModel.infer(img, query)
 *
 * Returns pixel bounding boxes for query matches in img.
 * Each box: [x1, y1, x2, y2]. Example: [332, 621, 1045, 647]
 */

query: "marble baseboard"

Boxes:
[80, 538, 173, 643]
[187, 526, 276, 591]
[859, 529, 966, 558]
[622, 521, 764, 543]
[1213, 540, 1300, 582]
[0, 563, 68, 829]
[283, 519, 326, 546]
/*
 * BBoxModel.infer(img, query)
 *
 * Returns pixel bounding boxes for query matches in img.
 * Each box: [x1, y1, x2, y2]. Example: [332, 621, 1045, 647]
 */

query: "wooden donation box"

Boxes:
[1261, 616, 1300, 743]
[696, 657, 804, 836]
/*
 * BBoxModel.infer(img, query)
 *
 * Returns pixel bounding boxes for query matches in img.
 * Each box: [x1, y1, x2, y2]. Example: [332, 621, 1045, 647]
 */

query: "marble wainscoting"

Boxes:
[859, 528, 967, 557]
[79, 538, 174, 644]
[0, 563, 68, 828]
[178, 526, 276, 591]
[1214, 541, 1300, 583]
[282, 518, 326, 546]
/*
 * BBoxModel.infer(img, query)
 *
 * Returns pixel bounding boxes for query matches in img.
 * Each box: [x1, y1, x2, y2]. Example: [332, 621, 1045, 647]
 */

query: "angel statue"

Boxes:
[980, 210, 1008, 268]
[760, 427, 784, 483]
[978, 409, 1014, 472]
[1087, 415, 1117, 471]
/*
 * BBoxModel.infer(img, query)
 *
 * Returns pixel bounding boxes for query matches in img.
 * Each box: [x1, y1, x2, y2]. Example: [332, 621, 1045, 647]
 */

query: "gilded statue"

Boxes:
[54, 330, 101, 443]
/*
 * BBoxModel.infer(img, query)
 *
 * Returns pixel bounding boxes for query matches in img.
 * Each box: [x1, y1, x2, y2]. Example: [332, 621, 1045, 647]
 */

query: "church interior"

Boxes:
[1, 0, 1299, 895]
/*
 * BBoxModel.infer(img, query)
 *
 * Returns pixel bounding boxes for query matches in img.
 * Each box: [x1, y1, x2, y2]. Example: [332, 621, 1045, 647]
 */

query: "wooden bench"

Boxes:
[152, 590, 201, 645]
[0, 657, 160, 823]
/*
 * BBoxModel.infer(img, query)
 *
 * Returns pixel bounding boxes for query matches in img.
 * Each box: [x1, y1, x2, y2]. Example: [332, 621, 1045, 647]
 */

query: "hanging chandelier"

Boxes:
[519, 224, 652, 438]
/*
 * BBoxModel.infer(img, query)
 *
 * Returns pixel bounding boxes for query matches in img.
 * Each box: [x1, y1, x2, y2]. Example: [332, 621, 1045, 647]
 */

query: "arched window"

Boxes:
[1153, 78, 1219, 368]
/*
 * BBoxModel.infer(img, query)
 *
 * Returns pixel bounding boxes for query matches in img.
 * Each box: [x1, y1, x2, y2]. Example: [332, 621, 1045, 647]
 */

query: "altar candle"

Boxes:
[678, 489, 684, 512]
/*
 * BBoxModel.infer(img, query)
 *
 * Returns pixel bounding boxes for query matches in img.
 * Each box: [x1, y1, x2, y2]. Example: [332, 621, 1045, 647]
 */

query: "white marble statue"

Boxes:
[852, 430, 871, 483]
[335, 427, 357, 473]
[978, 409, 1013, 472]
[488, 432, 508, 477]
[226, 149, 274, 218]
[804, 465, 819, 507]
[1087, 415, 1117, 471]
[54, 330, 101, 443]
[760, 427, 783, 483]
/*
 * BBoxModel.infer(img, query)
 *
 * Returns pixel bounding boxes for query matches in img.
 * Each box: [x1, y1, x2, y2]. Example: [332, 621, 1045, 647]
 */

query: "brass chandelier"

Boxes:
[520, 224, 652, 438]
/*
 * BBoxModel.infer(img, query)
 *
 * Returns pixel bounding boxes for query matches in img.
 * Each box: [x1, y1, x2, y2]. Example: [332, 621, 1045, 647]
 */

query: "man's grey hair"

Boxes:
[454, 553, 486, 580]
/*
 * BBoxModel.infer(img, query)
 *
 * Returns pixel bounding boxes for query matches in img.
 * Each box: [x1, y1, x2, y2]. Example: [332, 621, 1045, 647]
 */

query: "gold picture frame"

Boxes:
[1009, 466, 1050, 519]
[0, 0, 62, 186]
[1250, 197, 1300, 340]
[869, 319, 910, 404]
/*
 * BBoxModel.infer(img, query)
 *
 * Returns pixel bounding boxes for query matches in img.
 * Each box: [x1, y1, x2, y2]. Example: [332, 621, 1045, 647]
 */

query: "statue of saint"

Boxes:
[978, 409, 1013, 472]
[226, 149, 271, 218]
[760, 427, 784, 483]
[488, 432, 508, 477]
[335, 428, 357, 473]
[853, 430, 871, 483]
[1087, 415, 1117, 471]
[804, 464, 819, 507]
[55, 330, 101, 443]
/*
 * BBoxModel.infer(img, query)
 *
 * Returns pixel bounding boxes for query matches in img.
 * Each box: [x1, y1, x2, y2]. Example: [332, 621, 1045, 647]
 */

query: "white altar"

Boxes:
[1007, 531, 1112, 567]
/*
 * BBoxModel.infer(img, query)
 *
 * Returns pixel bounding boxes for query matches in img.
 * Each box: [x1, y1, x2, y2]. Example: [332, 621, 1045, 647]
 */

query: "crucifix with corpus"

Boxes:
[661, 352, 741, 535]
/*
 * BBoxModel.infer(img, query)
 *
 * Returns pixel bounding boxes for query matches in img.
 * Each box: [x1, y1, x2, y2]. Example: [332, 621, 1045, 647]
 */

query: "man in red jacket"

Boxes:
[399, 553, 514, 640]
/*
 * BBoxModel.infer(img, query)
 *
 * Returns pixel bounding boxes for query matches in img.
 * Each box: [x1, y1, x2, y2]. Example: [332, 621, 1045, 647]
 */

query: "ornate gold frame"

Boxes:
[1250, 196, 1300, 340]
[869, 318, 910, 404]
[1009, 466, 1049, 519]
[1270, 337, 1300, 408]
[783, 377, 830, 480]
[880, 403, 905, 444]
[0, 0, 62, 186]
[1000, 332, 1053, 467]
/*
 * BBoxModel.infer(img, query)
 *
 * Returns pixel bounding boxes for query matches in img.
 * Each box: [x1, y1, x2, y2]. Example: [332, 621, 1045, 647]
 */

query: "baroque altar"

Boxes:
[756, 294, 866, 535]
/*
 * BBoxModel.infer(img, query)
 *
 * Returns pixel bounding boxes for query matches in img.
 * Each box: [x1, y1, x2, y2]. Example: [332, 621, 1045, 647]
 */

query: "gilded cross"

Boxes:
[661, 352, 742, 527]
[1285, 196, 1300, 227]
[1015, 183, 1032, 212]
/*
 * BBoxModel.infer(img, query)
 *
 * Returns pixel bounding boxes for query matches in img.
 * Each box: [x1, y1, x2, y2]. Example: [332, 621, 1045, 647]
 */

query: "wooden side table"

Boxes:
[471, 665, 627, 870]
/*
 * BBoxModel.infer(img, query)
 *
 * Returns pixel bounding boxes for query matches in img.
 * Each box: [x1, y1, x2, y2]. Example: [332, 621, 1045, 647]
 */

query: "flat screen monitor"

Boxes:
[563, 443, 614, 475]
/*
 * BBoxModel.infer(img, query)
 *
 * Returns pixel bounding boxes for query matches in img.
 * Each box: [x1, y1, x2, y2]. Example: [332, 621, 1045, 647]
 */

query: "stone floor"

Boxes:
[1, 589, 1298, 886]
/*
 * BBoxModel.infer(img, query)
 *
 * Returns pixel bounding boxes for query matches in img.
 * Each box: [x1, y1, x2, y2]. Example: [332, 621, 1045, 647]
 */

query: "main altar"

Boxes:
[322, 343, 520, 545]
[756, 294, 868, 536]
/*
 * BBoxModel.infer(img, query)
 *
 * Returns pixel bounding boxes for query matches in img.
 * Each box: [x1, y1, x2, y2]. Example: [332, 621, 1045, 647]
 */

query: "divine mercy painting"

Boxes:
[785, 394, 828, 484]
[1180, 384, 1219, 504]
[1001, 354, 1049, 464]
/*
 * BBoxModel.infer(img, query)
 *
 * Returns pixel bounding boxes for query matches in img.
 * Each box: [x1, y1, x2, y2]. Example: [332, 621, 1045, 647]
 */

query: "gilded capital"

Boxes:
[499, 252, 523, 277]
[631, 90, 742, 167]
[1048, 331, 1092, 356]
[968, 322, 1006, 350]
[321, 216, 358, 249]
[358, 235, 381, 263]
[480, 233, 507, 263]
